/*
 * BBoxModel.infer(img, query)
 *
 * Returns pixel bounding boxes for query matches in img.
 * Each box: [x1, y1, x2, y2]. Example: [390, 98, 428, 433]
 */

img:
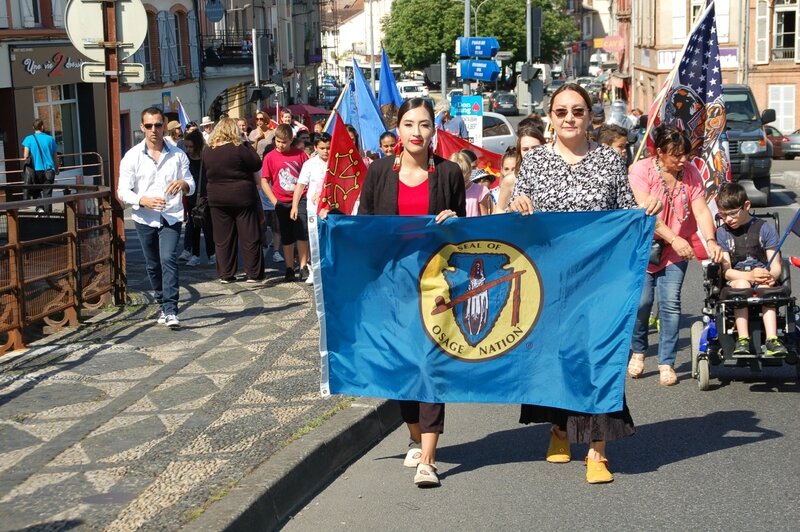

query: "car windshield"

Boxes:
[723, 92, 758, 121]
[496, 94, 514, 102]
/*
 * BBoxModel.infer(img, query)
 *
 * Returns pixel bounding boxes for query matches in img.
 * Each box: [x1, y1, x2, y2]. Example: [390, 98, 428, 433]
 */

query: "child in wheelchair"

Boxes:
[715, 183, 788, 357]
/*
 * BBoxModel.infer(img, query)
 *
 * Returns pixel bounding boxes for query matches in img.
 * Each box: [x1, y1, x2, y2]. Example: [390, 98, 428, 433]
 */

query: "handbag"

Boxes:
[190, 163, 208, 226]
[22, 155, 36, 195]
[649, 239, 665, 266]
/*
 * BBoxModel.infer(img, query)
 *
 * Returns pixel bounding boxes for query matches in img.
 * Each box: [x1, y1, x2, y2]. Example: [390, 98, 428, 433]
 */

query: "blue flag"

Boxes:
[316, 210, 654, 414]
[377, 50, 403, 128]
[351, 59, 387, 155]
[176, 97, 191, 131]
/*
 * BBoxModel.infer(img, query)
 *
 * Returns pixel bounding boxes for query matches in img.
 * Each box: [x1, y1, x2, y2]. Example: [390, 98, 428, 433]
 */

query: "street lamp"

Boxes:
[455, 0, 492, 36]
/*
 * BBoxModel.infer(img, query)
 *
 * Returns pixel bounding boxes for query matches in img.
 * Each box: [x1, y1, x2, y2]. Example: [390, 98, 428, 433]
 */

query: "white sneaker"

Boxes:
[156, 311, 167, 325]
[403, 447, 422, 468]
[208, 254, 216, 265]
[163, 314, 180, 329]
[305, 274, 314, 285]
[186, 255, 201, 266]
[178, 250, 192, 261]
[272, 251, 284, 263]
[414, 463, 439, 487]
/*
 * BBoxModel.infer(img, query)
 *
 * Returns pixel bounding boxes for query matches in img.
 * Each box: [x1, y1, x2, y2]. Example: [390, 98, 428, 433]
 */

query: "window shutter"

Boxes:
[755, 0, 769, 64]
[20, 0, 36, 27]
[0, 0, 8, 29]
[716, 0, 729, 43]
[158, 11, 171, 83]
[166, 12, 179, 81]
[795, 7, 800, 64]
[188, 10, 200, 78]
[51, 0, 64, 27]
[769, 85, 796, 133]
[672, 1, 686, 44]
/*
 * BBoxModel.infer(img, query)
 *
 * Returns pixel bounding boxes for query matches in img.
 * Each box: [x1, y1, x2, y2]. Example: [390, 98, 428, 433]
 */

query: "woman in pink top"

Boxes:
[627, 126, 723, 386]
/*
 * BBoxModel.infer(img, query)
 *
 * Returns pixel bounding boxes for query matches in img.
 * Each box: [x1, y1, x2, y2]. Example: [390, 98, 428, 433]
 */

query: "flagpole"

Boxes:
[324, 87, 348, 131]
[767, 209, 800, 269]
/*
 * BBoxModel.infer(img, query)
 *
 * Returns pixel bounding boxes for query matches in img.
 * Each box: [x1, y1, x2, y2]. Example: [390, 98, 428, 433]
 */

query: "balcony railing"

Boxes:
[202, 30, 272, 67]
[772, 47, 796, 60]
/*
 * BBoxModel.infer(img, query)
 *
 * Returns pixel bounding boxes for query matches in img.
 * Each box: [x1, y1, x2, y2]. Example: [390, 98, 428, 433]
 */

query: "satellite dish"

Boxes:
[65, 0, 148, 63]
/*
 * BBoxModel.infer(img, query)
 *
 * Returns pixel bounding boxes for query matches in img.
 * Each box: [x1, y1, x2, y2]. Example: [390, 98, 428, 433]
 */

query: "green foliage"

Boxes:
[382, 0, 580, 70]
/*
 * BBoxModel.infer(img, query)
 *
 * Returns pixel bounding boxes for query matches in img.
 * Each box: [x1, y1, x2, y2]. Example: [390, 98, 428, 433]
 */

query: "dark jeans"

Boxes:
[26, 170, 55, 211]
[135, 220, 182, 316]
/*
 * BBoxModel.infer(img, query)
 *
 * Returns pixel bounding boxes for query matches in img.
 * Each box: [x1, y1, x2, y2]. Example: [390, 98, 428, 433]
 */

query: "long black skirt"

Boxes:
[519, 395, 634, 443]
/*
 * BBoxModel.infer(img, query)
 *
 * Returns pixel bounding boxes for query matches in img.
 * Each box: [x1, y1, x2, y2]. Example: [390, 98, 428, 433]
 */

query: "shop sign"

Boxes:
[10, 45, 86, 87]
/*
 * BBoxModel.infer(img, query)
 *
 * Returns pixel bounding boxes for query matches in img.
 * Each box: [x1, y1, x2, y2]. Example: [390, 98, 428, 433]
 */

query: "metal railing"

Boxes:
[1, 154, 116, 356]
[772, 47, 796, 60]
[202, 30, 272, 66]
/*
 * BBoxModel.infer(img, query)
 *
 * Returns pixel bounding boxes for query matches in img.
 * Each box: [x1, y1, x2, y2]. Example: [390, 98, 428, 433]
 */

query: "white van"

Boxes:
[397, 81, 428, 100]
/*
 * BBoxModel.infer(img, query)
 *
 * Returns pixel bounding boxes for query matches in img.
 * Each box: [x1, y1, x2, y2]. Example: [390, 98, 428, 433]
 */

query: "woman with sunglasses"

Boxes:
[509, 82, 660, 485]
[628, 125, 722, 385]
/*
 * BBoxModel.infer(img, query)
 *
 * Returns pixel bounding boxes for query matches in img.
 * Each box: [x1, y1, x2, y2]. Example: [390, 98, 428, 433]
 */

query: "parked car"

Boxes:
[765, 125, 786, 159]
[575, 77, 593, 88]
[544, 79, 565, 96]
[722, 84, 776, 206]
[491, 92, 519, 116]
[481, 112, 517, 155]
[782, 129, 800, 160]
[397, 81, 427, 100]
[318, 85, 339, 109]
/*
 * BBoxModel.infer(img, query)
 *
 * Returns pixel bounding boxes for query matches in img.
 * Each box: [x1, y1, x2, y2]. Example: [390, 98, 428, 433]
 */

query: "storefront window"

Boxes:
[32, 84, 81, 167]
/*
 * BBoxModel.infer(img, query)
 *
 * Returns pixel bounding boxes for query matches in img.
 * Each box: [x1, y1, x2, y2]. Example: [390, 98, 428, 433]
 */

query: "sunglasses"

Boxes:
[256, 117, 266, 121]
[143, 122, 163, 130]
[552, 108, 587, 119]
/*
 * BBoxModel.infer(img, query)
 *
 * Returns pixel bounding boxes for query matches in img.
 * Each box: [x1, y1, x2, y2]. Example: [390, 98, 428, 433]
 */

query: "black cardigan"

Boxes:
[357, 154, 467, 216]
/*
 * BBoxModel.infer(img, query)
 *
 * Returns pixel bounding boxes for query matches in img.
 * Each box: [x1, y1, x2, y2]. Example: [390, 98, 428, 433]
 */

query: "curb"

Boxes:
[183, 398, 402, 531]
[779, 170, 800, 190]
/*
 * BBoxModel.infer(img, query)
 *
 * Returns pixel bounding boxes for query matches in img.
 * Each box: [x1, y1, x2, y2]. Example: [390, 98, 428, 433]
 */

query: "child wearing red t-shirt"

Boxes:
[261, 124, 309, 281]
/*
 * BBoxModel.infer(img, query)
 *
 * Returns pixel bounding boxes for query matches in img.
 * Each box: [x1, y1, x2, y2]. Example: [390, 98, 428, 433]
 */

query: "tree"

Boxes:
[383, 0, 579, 73]
[382, 0, 463, 70]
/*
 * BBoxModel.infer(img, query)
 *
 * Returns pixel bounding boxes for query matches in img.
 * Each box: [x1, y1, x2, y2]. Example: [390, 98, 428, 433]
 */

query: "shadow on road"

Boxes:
[417, 409, 781, 479]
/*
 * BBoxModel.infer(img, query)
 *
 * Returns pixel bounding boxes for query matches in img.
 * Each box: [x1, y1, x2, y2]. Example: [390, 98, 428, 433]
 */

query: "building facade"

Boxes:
[631, 0, 798, 133]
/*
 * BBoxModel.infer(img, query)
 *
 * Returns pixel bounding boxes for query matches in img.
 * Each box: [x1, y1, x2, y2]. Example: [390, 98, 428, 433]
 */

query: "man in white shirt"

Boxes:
[118, 107, 195, 328]
[291, 132, 330, 284]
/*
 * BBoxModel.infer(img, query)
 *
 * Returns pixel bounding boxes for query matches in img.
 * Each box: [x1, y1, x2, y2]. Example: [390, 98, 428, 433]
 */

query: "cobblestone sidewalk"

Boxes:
[0, 231, 346, 531]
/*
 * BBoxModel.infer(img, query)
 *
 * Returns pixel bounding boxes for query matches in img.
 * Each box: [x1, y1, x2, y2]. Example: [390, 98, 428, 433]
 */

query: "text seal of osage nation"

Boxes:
[420, 240, 543, 362]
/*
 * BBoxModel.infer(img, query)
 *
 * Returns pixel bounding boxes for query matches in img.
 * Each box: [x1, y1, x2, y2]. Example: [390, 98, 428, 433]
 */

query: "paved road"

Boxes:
[282, 192, 800, 531]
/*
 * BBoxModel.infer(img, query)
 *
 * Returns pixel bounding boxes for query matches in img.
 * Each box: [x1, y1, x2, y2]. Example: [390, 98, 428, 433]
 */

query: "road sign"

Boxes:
[65, 0, 148, 63]
[455, 37, 500, 59]
[451, 95, 483, 147]
[495, 51, 514, 62]
[457, 60, 500, 82]
[81, 62, 145, 84]
[205, 0, 225, 23]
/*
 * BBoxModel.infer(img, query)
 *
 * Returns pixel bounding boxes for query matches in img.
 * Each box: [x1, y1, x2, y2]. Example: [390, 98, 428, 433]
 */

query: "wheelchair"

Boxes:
[690, 212, 800, 390]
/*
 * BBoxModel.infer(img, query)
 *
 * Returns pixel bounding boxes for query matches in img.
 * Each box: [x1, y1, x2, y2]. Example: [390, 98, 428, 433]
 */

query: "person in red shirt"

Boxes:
[261, 124, 310, 281]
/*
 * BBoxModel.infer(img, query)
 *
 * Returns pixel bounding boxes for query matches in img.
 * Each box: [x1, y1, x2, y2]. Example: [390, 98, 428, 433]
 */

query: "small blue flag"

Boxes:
[377, 50, 403, 127]
[176, 97, 191, 131]
[316, 210, 654, 414]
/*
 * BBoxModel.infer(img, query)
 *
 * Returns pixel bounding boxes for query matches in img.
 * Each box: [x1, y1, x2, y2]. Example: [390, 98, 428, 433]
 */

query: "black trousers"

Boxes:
[210, 204, 263, 280]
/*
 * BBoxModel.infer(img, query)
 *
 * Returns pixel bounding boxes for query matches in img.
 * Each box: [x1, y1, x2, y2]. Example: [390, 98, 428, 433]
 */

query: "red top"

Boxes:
[261, 147, 309, 203]
[397, 179, 430, 215]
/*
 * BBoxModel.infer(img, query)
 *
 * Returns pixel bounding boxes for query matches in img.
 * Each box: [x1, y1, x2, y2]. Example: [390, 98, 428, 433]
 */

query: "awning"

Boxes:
[610, 71, 631, 88]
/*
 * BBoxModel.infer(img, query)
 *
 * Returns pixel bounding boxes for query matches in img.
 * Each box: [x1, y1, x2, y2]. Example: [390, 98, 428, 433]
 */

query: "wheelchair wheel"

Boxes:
[690, 321, 703, 378]
[697, 358, 710, 390]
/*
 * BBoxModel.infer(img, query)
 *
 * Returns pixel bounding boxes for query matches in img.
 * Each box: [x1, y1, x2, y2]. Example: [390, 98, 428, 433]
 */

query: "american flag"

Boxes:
[645, 0, 731, 201]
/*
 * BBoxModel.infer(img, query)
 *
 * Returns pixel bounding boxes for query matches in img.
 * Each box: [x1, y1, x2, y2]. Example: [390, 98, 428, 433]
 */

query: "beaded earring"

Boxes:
[427, 146, 435, 173]
[391, 141, 403, 172]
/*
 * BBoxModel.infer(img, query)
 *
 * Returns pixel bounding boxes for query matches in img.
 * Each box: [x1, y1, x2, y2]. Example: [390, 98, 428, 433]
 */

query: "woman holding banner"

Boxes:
[510, 83, 660, 484]
[358, 98, 465, 488]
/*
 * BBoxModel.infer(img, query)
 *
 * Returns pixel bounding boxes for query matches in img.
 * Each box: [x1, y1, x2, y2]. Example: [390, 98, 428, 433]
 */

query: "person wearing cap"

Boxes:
[436, 101, 468, 139]
[450, 151, 491, 216]
[165, 120, 182, 147]
[200, 116, 215, 143]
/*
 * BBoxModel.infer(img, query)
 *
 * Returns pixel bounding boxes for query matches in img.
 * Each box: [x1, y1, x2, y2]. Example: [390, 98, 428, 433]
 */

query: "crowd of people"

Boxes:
[118, 87, 768, 489]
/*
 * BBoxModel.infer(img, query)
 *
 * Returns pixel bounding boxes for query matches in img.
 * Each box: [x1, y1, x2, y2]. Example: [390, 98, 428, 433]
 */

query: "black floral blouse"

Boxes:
[511, 143, 637, 212]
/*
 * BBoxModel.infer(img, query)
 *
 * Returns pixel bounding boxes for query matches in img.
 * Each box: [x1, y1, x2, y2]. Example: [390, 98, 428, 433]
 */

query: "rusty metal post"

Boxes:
[65, 196, 80, 326]
[104, 0, 127, 305]
[7, 210, 25, 351]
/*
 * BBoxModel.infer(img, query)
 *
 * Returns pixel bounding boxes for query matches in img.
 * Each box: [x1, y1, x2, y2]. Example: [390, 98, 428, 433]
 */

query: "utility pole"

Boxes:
[369, 0, 376, 94]
[462, 0, 470, 95]
[526, 0, 531, 114]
